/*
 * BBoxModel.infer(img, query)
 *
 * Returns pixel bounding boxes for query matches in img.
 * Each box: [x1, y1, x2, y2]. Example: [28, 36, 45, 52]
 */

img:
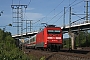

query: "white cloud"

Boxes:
[26, 8, 35, 10]
[25, 12, 45, 20]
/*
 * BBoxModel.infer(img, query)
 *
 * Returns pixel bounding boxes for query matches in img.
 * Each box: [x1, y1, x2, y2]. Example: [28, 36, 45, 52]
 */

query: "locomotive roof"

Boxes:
[46, 25, 56, 27]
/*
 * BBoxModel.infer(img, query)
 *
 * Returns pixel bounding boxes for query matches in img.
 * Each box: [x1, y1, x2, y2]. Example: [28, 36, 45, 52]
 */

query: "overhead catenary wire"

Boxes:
[30, 0, 77, 28]
[27, 0, 31, 6]
[25, 0, 84, 31]
[68, 0, 78, 7]
[71, 0, 84, 7]
[71, 14, 90, 24]
[45, 0, 65, 18]
[44, 0, 65, 23]
[32, 0, 65, 30]
[33, 0, 83, 29]
[46, 0, 78, 24]
[51, 0, 84, 25]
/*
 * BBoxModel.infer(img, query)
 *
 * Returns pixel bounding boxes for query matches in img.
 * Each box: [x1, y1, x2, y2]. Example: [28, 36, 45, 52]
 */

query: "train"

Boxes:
[25, 25, 63, 51]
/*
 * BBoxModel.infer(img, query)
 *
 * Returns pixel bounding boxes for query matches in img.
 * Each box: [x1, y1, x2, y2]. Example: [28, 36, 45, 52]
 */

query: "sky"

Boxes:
[0, 0, 89, 38]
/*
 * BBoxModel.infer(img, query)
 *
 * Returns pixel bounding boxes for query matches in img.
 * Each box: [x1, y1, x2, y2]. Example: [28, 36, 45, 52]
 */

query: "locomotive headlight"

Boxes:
[56, 37, 61, 39]
[45, 42, 47, 45]
[48, 37, 52, 39]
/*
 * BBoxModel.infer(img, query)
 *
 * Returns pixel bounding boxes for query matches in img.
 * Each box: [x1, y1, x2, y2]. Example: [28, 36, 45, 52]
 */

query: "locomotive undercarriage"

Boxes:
[25, 43, 62, 51]
[31, 44, 62, 51]
[47, 44, 61, 51]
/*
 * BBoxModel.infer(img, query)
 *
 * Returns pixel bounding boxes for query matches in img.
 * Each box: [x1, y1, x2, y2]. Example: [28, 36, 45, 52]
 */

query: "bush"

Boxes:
[0, 29, 31, 60]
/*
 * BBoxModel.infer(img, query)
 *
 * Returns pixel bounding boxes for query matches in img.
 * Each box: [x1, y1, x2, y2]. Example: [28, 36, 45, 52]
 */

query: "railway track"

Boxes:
[24, 47, 90, 60]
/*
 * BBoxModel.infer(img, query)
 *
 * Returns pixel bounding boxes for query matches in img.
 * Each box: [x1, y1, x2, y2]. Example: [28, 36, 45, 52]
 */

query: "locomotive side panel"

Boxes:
[43, 28, 48, 48]
[36, 30, 44, 48]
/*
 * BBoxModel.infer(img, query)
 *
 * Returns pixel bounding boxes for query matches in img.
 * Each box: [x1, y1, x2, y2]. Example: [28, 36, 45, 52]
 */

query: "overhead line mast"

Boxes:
[84, 0, 90, 22]
[84, 0, 90, 47]
[11, 5, 27, 35]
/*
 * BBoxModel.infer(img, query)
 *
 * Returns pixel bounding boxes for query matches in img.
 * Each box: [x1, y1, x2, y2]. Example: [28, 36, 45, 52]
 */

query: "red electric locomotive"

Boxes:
[36, 25, 63, 51]
[25, 25, 63, 51]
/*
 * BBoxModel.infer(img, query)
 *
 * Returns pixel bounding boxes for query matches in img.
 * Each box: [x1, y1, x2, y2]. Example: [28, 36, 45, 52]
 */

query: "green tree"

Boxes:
[0, 29, 31, 60]
[63, 31, 90, 48]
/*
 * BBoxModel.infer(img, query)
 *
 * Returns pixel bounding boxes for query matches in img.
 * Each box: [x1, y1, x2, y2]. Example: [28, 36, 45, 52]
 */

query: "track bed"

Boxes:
[24, 47, 90, 60]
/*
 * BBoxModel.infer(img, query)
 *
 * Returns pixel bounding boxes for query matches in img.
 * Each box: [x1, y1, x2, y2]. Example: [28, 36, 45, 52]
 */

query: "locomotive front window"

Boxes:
[55, 30, 61, 34]
[47, 30, 60, 34]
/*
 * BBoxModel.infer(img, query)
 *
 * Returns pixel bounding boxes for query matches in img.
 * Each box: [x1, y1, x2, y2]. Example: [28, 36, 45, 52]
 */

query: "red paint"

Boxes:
[36, 26, 63, 48]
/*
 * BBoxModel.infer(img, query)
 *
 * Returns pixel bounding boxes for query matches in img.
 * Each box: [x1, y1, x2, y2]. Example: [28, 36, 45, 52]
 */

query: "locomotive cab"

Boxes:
[46, 25, 63, 51]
